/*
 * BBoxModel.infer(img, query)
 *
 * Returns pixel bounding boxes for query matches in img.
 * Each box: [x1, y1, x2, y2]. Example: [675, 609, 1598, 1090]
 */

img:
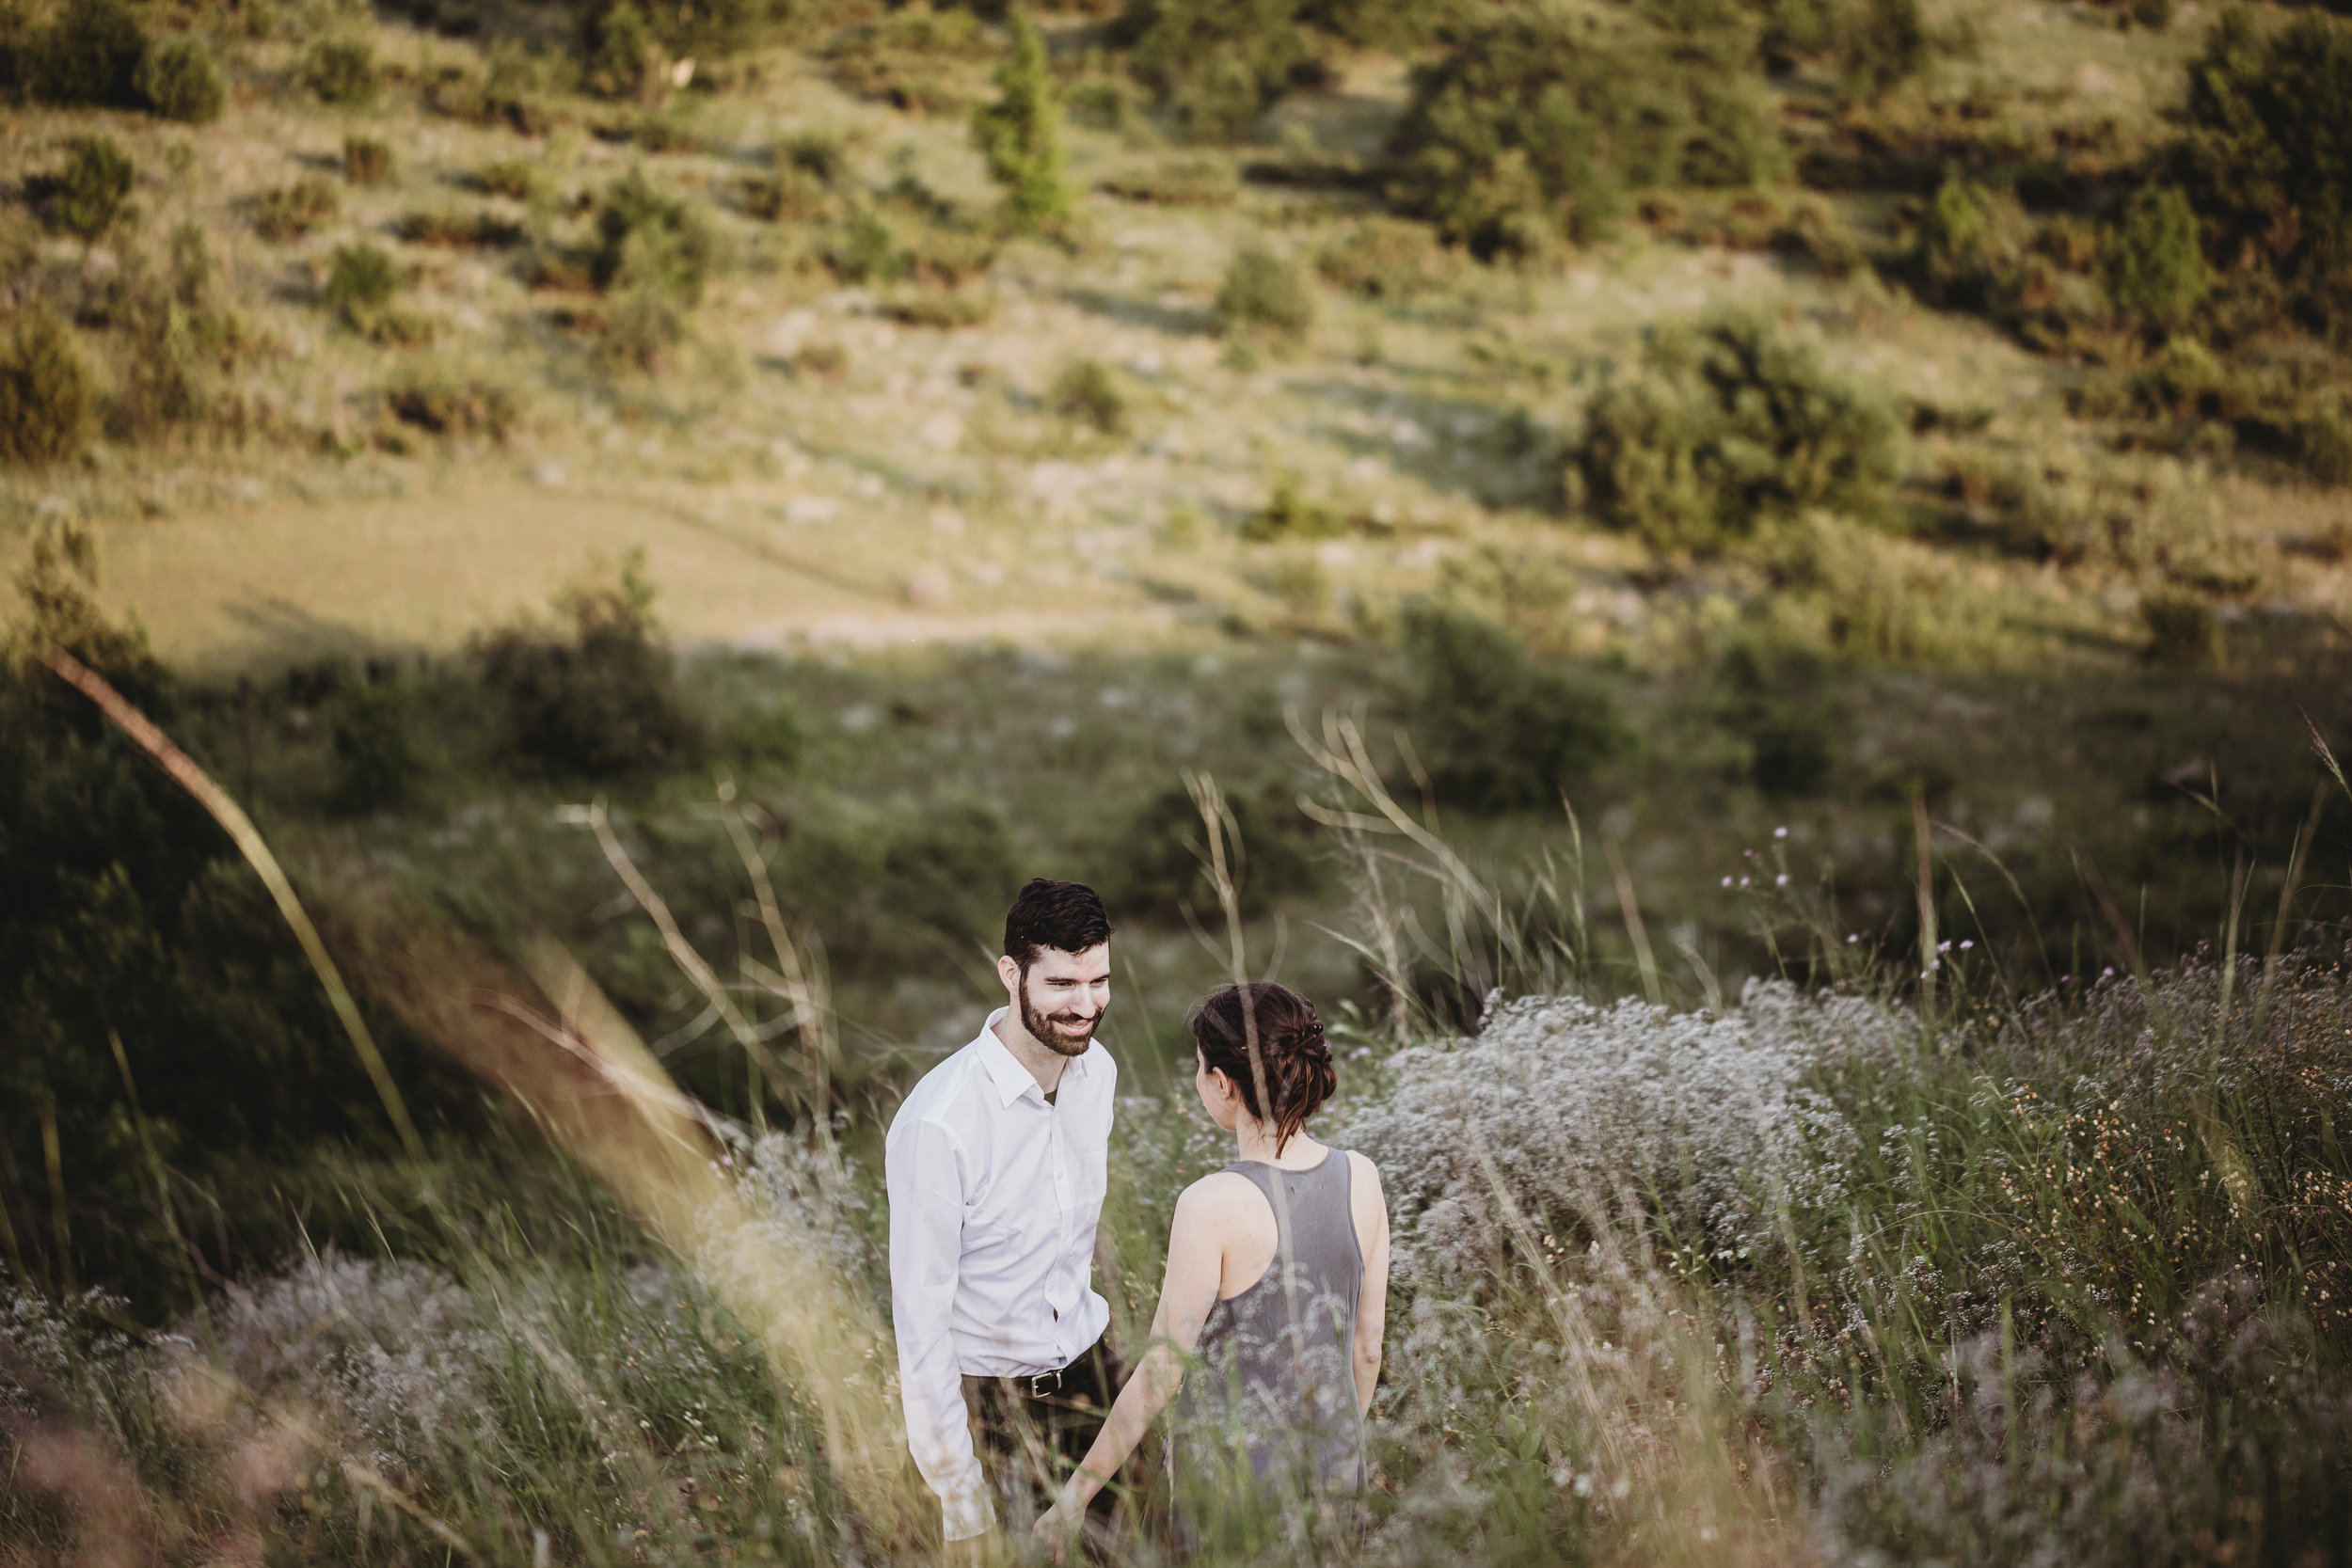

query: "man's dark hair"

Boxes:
[1003, 879, 1111, 968]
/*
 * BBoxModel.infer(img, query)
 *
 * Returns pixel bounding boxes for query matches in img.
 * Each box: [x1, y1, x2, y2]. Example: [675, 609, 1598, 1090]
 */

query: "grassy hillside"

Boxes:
[4, 0, 2352, 1559]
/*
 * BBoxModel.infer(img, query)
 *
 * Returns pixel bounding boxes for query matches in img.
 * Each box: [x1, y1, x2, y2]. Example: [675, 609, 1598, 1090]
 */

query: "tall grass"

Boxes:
[3, 681, 2349, 1564]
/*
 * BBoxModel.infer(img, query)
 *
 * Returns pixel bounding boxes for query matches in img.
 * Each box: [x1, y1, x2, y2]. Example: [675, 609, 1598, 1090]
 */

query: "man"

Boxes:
[887, 878, 1120, 1545]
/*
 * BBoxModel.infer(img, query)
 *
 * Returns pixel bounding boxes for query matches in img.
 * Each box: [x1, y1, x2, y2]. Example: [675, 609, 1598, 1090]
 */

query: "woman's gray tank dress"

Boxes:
[1170, 1149, 1369, 1517]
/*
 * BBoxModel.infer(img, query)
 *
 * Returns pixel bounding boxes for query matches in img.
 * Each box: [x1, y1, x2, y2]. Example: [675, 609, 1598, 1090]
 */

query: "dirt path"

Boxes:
[46, 475, 1180, 673]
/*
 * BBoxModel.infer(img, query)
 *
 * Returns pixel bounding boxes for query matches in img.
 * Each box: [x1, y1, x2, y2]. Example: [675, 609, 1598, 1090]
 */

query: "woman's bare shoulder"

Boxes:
[1343, 1148, 1385, 1191]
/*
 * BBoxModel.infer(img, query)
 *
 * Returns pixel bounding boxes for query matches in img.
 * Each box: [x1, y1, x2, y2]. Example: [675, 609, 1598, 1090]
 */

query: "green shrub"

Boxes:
[470, 549, 700, 778]
[42, 135, 136, 244]
[1837, 0, 1926, 101]
[2129, 0, 2174, 28]
[1386, 8, 1787, 258]
[253, 176, 339, 242]
[2102, 185, 2210, 330]
[2141, 587, 2219, 665]
[1125, 0, 1308, 143]
[384, 373, 516, 438]
[1101, 154, 1238, 207]
[592, 168, 713, 303]
[328, 679, 422, 815]
[300, 36, 377, 107]
[1911, 174, 2027, 310]
[577, 0, 756, 68]
[107, 246, 211, 441]
[135, 35, 227, 123]
[1242, 476, 1348, 541]
[396, 209, 527, 249]
[1050, 358, 1128, 434]
[879, 284, 995, 328]
[2178, 9, 2352, 334]
[22, 0, 145, 107]
[1105, 780, 1317, 920]
[0, 304, 93, 467]
[1713, 640, 1835, 797]
[476, 159, 540, 200]
[971, 8, 1069, 232]
[582, 0, 658, 101]
[880, 800, 1020, 942]
[324, 242, 399, 329]
[1399, 605, 1630, 812]
[824, 6, 989, 115]
[1567, 313, 1901, 554]
[600, 286, 685, 372]
[344, 136, 397, 186]
[1216, 245, 1313, 339]
[1314, 215, 1453, 297]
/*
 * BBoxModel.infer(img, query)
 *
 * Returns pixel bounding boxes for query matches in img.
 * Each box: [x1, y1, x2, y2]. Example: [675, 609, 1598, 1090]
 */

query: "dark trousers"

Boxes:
[962, 1339, 1124, 1534]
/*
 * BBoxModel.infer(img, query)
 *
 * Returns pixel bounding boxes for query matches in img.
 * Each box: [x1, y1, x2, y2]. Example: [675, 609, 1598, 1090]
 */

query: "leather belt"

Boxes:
[1023, 1367, 1065, 1399]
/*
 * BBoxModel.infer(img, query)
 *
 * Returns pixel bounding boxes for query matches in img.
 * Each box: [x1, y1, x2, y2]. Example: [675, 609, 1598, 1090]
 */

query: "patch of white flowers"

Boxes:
[1337, 981, 1899, 1281]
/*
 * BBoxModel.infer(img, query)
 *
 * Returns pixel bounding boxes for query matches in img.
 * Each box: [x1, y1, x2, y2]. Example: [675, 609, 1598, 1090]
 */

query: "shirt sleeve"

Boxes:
[886, 1116, 994, 1541]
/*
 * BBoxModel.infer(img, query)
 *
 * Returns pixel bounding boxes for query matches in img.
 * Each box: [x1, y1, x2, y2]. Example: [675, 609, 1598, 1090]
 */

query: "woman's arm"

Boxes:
[1037, 1180, 1232, 1528]
[1349, 1153, 1391, 1418]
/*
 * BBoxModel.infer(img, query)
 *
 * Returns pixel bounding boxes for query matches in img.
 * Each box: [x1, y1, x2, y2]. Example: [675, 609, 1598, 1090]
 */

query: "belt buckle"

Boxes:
[1028, 1368, 1062, 1399]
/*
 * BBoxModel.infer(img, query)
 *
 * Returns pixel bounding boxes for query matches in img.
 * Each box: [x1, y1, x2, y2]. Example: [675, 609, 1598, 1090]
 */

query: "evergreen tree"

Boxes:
[972, 8, 1069, 232]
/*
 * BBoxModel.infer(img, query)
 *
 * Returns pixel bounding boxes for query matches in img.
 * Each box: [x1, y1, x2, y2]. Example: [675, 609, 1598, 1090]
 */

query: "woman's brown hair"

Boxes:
[1189, 983, 1336, 1155]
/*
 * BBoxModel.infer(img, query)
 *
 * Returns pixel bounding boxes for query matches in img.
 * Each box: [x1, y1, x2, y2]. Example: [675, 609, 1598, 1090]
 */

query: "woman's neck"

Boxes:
[1233, 1118, 1325, 1168]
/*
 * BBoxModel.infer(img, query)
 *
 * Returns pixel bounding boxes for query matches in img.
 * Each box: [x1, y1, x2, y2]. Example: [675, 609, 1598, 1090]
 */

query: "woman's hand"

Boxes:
[1031, 1496, 1085, 1561]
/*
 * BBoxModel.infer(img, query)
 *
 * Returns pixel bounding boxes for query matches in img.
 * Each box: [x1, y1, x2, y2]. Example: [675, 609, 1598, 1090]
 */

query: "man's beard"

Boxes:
[1020, 983, 1100, 1058]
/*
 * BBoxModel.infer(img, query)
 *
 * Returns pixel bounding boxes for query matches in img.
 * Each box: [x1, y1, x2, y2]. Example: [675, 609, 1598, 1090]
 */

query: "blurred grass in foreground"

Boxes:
[2, 664, 2349, 1566]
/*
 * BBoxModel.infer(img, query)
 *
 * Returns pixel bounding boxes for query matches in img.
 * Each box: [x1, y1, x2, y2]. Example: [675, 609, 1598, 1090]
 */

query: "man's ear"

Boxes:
[996, 954, 1022, 995]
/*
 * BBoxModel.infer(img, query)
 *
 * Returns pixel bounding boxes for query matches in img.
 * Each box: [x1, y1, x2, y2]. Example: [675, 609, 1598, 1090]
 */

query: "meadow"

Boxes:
[5, 0, 2352, 1558]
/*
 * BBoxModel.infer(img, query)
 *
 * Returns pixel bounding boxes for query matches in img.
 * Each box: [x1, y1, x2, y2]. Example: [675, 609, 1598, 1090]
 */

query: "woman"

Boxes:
[1034, 981, 1391, 1549]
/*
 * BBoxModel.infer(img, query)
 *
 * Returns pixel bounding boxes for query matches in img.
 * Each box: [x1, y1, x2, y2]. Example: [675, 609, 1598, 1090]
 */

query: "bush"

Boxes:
[22, 0, 145, 107]
[972, 8, 1069, 232]
[300, 36, 377, 107]
[824, 6, 990, 115]
[1911, 173, 2027, 310]
[0, 305, 93, 467]
[107, 247, 211, 441]
[1124, 0, 1309, 143]
[475, 159, 539, 200]
[1837, 0, 1926, 101]
[578, 0, 756, 68]
[1216, 245, 1313, 339]
[1398, 606, 1631, 812]
[328, 680, 422, 815]
[324, 243, 399, 328]
[1102, 154, 1237, 207]
[2178, 9, 2352, 333]
[396, 209, 526, 249]
[1106, 781, 1317, 921]
[253, 177, 339, 242]
[344, 136, 396, 186]
[1567, 314, 1901, 554]
[42, 135, 136, 244]
[470, 550, 699, 778]
[1386, 8, 1788, 257]
[1314, 215, 1453, 297]
[592, 169, 714, 303]
[384, 374, 516, 438]
[880, 800, 1021, 942]
[2142, 587, 2220, 665]
[135, 35, 227, 123]
[599, 286, 685, 372]
[582, 0, 658, 101]
[1050, 358, 1128, 434]
[2102, 186, 2210, 330]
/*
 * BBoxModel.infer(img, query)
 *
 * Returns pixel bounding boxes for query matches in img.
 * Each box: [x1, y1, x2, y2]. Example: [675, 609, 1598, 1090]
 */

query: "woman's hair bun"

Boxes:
[1188, 982, 1337, 1154]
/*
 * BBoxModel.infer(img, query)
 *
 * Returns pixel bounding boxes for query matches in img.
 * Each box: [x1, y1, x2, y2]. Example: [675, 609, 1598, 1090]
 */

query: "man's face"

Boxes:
[1006, 943, 1112, 1057]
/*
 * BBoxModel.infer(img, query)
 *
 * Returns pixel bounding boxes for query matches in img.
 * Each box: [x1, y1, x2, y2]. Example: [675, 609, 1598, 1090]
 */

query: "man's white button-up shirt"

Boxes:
[885, 1007, 1117, 1542]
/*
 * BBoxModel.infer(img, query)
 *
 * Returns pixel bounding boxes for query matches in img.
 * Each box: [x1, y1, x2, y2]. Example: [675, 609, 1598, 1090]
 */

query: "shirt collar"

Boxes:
[974, 1006, 1091, 1106]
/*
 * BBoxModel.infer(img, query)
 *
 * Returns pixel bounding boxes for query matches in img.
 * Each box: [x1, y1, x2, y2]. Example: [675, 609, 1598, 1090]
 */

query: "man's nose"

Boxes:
[1069, 990, 1103, 1017]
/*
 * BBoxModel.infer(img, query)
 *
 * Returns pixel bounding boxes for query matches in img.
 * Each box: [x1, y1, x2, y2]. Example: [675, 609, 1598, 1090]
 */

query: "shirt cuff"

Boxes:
[939, 1474, 996, 1543]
